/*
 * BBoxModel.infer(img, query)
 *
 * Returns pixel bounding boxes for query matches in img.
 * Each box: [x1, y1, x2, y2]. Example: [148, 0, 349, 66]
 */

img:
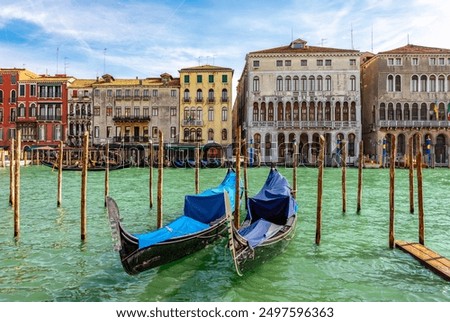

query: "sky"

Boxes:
[1, 0, 450, 85]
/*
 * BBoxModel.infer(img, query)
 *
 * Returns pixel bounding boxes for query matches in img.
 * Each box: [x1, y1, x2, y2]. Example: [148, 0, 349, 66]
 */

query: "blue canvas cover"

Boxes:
[135, 170, 238, 249]
[246, 169, 297, 226]
[238, 219, 284, 248]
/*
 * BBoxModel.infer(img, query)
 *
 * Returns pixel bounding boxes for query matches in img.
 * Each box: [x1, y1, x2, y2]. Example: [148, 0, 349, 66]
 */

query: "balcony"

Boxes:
[113, 136, 149, 143]
[36, 115, 62, 121]
[221, 97, 229, 103]
[183, 98, 191, 103]
[378, 120, 450, 128]
[196, 97, 203, 103]
[250, 120, 359, 129]
[112, 115, 151, 123]
[182, 119, 204, 126]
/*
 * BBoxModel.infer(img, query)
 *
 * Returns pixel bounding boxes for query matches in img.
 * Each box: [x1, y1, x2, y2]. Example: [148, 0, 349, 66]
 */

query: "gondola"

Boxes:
[41, 160, 131, 171]
[226, 168, 298, 276]
[106, 169, 242, 275]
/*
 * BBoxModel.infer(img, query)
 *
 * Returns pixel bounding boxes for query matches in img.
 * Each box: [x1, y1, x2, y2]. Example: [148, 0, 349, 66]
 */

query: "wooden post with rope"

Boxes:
[341, 140, 347, 213]
[14, 131, 21, 238]
[9, 138, 15, 208]
[293, 140, 297, 199]
[149, 140, 153, 208]
[357, 140, 363, 213]
[195, 143, 200, 194]
[316, 135, 325, 245]
[57, 141, 63, 207]
[157, 131, 164, 229]
[409, 136, 414, 214]
[389, 135, 396, 249]
[80, 131, 88, 241]
[104, 142, 109, 207]
[234, 127, 241, 228]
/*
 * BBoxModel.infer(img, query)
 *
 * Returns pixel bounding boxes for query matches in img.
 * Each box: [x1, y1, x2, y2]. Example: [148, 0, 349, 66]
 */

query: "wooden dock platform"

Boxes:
[395, 241, 450, 281]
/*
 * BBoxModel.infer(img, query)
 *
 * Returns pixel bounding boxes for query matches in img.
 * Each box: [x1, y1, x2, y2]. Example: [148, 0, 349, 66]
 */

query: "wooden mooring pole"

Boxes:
[104, 142, 109, 207]
[389, 136, 396, 249]
[195, 143, 200, 194]
[243, 139, 249, 205]
[234, 127, 241, 229]
[9, 138, 15, 207]
[409, 136, 414, 214]
[149, 141, 153, 208]
[293, 140, 297, 199]
[357, 140, 363, 213]
[14, 131, 21, 238]
[316, 135, 325, 245]
[417, 146, 425, 245]
[157, 131, 163, 229]
[57, 141, 63, 207]
[80, 131, 88, 241]
[341, 140, 346, 213]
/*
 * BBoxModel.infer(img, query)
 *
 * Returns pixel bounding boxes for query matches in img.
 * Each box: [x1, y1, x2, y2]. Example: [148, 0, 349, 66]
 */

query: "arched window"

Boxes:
[221, 107, 227, 121]
[387, 75, 394, 92]
[18, 103, 25, 117]
[412, 103, 419, 120]
[350, 102, 356, 121]
[379, 103, 386, 120]
[387, 103, 394, 120]
[343, 102, 349, 121]
[276, 76, 283, 91]
[317, 76, 323, 91]
[260, 102, 266, 121]
[196, 128, 202, 141]
[208, 129, 214, 141]
[396, 103, 402, 120]
[293, 102, 299, 121]
[221, 89, 228, 102]
[196, 107, 202, 121]
[285, 102, 292, 121]
[253, 103, 259, 122]
[350, 75, 356, 91]
[208, 107, 214, 121]
[317, 101, 323, 121]
[420, 75, 427, 92]
[301, 102, 307, 121]
[285, 76, 291, 91]
[395, 75, 401, 91]
[196, 89, 203, 102]
[268, 102, 274, 121]
[301, 76, 307, 91]
[309, 76, 315, 91]
[325, 75, 332, 91]
[30, 103, 36, 117]
[404, 103, 410, 120]
[411, 75, 419, 92]
[221, 129, 227, 140]
[293, 76, 299, 91]
[183, 89, 190, 102]
[335, 102, 341, 121]
[309, 102, 315, 121]
[325, 102, 331, 121]
[10, 90, 16, 103]
[429, 75, 436, 92]
[183, 128, 189, 141]
[420, 103, 427, 120]
[438, 75, 445, 92]
[265, 133, 272, 157]
[348, 133, 356, 157]
[208, 89, 214, 102]
[439, 102, 445, 120]
[0, 90, 3, 103]
[252, 76, 260, 92]
[277, 102, 284, 121]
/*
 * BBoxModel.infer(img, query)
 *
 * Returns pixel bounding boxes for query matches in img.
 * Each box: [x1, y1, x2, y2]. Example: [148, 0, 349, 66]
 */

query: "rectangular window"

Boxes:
[412, 58, 419, 66]
[170, 127, 176, 138]
[152, 89, 158, 97]
[134, 89, 140, 97]
[11, 75, 16, 84]
[107, 126, 112, 138]
[152, 126, 158, 138]
[107, 90, 112, 97]
[94, 107, 100, 116]
[325, 59, 332, 66]
[94, 126, 99, 138]
[316, 60, 323, 66]
[19, 84, 26, 96]
[143, 89, 149, 97]
[30, 84, 36, 96]
[208, 75, 214, 83]
[106, 107, 112, 116]
[170, 90, 176, 97]
[208, 108, 214, 121]
[116, 89, 122, 97]
[0, 128, 3, 140]
[253, 60, 260, 67]
[388, 58, 394, 66]
[143, 107, 149, 117]
[115, 107, 122, 117]
[276, 60, 283, 67]
[395, 58, 402, 65]
[170, 107, 176, 116]
[222, 75, 228, 83]
[94, 89, 100, 97]
[301, 60, 307, 66]
[197, 75, 202, 83]
[439, 57, 445, 65]
[152, 107, 158, 116]
[134, 107, 140, 117]
[349, 59, 356, 66]
[429, 58, 436, 65]
[184, 75, 190, 83]
[285, 60, 291, 66]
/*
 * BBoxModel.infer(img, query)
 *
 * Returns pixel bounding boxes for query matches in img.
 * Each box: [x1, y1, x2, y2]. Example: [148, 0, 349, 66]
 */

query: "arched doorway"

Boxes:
[278, 133, 285, 164]
[435, 134, 447, 165]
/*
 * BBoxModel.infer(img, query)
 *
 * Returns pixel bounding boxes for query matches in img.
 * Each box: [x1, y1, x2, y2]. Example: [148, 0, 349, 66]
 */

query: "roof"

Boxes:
[249, 38, 360, 55]
[69, 79, 96, 88]
[0, 68, 39, 80]
[93, 77, 180, 87]
[179, 64, 234, 73]
[379, 44, 450, 55]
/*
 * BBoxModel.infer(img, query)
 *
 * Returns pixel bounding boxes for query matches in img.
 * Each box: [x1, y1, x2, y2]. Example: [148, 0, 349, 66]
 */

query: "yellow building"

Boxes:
[178, 65, 233, 158]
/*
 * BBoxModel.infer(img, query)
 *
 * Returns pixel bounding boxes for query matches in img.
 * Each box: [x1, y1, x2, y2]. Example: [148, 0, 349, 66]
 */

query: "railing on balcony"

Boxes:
[221, 97, 228, 102]
[250, 120, 358, 129]
[36, 115, 62, 121]
[378, 120, 450, 128]
[182, 119, 204, 126]
[112, 115, 151, 123]
[113, 136, 149, 143]
[183, 98, 191, 103]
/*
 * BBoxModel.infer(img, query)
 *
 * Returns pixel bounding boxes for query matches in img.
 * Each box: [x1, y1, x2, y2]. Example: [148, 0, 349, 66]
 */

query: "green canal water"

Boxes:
[0, 165, 449, 302]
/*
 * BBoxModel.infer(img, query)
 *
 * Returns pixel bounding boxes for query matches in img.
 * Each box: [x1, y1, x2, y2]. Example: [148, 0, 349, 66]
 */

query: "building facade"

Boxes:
[179, 65, 234, 160]
[361, 44, 450, 166]
[235, 39, 362, 166]
[67, 79, 94, 146]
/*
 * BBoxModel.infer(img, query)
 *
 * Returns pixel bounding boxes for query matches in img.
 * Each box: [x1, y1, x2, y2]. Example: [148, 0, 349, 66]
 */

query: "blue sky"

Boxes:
[1, 0, 450, 83]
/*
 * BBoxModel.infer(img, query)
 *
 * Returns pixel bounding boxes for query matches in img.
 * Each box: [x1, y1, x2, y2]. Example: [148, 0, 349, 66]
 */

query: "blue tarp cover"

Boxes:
[238, 218, 283, 248]
[135, 170, 238, 249]
[246, 169, 297, 226]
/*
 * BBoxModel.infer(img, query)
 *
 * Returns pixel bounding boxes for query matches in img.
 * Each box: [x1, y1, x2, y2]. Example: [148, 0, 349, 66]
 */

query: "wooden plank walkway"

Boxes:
[395, 240, 450, 281]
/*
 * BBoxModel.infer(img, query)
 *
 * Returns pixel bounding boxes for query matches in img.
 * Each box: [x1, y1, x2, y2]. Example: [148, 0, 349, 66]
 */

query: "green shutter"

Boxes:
[209, 75, 214, 83]
[222, 74, 228, 83]
[184, 75, 190, 83]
